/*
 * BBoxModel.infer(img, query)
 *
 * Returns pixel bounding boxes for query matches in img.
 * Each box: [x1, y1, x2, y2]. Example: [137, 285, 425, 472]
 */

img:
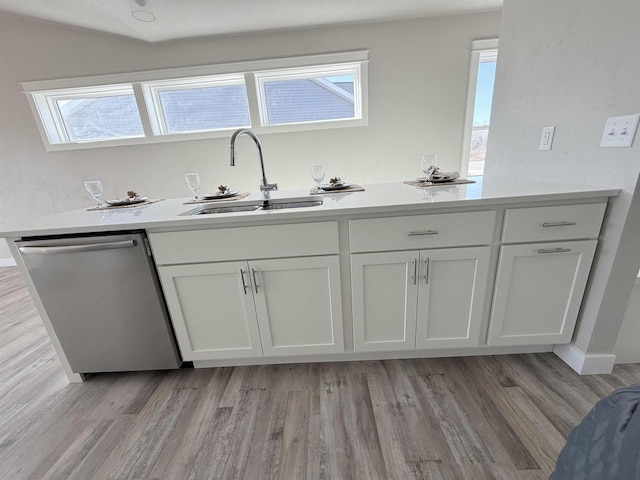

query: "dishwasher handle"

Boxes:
[19, 239, 137, 255]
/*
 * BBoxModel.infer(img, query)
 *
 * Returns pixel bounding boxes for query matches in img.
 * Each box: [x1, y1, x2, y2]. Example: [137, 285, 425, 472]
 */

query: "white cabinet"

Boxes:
[489, 203, 604, 347]
[501, 203, 606, 243]
[415, 247, 491, 349]
[487, 240, 597, 346]
[151, 200, 607, 367]
[158, 255, 344, 361]
[158, 262, 263, 361]
[351, 247, 491, 352]
[349, 211, 496, 252]
[351, 251, 419, 352]
[251, 256, 344, 356]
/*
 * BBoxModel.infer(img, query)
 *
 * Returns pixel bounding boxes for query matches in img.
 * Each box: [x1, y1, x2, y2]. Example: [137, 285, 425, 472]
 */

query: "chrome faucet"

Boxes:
[229, 128, 278, 206]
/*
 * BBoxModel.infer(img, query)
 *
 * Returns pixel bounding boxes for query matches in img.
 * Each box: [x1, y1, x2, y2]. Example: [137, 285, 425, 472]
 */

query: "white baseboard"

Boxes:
[554, 343, 617, 375]
[193, 344, 554, 369]
[0, 257, 16, 267]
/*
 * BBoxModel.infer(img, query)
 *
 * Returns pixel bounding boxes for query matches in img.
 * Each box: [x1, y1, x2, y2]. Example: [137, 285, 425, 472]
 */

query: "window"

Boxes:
[255, 64, 361, 126]
[143, 75, 250, 135]
[461, 39, 498, 176]
[22, 51, 368, 151]
[32, 85, 145, 144]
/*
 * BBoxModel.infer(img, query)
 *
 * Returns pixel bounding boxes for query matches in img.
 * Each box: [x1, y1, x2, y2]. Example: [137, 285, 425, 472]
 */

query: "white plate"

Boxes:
[318, 183, 352, 191]
[202, 190, 239, 199]
[105, 196, 148, 206]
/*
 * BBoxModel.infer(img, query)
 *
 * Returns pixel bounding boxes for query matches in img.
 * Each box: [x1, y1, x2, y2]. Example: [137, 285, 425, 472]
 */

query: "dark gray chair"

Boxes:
[550, 385, 640, 480]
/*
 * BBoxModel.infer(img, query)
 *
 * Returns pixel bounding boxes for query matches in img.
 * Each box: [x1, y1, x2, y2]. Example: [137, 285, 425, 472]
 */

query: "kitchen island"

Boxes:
[1, 178, 620, 382]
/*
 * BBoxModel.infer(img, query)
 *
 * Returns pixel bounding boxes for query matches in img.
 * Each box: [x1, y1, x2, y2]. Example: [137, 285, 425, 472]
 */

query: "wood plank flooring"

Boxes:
[1, 266, 639, 479]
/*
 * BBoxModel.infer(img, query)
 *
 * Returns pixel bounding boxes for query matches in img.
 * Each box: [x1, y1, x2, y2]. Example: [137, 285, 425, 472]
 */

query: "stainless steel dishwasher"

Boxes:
[17, 232, 182, 374]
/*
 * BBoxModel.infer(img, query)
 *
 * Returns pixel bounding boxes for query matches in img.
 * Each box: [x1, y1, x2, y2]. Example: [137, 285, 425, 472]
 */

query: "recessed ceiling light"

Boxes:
[130, 0, 156, 22]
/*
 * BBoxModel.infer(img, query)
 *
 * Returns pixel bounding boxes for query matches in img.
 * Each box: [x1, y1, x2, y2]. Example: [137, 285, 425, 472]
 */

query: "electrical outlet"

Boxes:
[539, 126, 555, 150]
[600, 114, 640, 148]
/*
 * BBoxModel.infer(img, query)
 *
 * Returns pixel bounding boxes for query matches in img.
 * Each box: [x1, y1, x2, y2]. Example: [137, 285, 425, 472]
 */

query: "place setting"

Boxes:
[85, 180, 163, 211]
[403, 154, 476, 188]
[309, 163, 365, 194]
[182, 172, 251, 204]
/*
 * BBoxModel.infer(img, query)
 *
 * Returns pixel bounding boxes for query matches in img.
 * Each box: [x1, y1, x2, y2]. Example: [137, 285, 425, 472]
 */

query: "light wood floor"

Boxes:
[1, 267, 639, 480]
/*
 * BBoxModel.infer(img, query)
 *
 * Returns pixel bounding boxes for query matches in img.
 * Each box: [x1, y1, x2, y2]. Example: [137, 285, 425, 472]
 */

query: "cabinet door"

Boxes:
[157, 262, 262, 361]
[416, 247, 491, 349]
[351, 251, 419, 352]
[250, 256, 344, 356]
[487, 240, 597, 346]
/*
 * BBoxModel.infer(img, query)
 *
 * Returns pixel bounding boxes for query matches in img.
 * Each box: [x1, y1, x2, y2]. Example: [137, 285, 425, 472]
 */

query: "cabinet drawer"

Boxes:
[150, 222, 338, 264]
[502, 203, 606, 243]
[349, 211, 496, 253]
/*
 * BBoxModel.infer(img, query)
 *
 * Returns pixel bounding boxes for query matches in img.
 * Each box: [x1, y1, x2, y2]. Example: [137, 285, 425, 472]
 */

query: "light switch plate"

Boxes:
[539, 126, 555, 150]
[600, 114, 640, 148]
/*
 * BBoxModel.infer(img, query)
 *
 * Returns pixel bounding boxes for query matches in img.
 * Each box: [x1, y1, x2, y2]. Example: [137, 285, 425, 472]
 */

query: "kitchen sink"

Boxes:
[191, 204, 261, 215]
[180, 197, 323, 216]
[260, 199, 323, 210]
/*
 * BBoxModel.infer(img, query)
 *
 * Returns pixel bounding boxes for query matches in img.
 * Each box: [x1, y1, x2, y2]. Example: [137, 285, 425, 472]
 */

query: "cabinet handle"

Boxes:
[542, 221, 576, 227]
[240, 269, 249, 294]
[408, 230, 438, 236]
[19, 240, 135, 254]
[251, 268, 259, 294]
[538, 248, 571, 254]
[424, 258, 430, 284]
[411, 258, 417, 285]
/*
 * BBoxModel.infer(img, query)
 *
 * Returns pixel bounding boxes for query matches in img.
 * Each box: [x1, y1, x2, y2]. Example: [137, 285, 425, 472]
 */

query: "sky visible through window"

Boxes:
[468, 59, 497, 176]
[473, 61, 496, 127]
[325, 75, 353, 83]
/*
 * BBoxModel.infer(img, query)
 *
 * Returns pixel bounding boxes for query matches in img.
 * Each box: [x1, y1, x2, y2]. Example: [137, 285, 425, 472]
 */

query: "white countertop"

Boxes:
[0, 177, 620, 238]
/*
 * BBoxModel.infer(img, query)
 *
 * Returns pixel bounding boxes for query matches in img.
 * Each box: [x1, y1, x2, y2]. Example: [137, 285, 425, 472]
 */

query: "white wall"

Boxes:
[485, 0, 640, 358]
[614, 276, 640, 364]
[0, 11, 501, 260]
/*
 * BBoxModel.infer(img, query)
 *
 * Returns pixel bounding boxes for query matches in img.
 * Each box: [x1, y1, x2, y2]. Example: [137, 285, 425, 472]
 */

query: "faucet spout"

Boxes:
[229, 129, 277, 199]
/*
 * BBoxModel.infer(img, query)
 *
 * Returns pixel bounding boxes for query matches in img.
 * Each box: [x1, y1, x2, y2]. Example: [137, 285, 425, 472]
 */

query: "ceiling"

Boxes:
[0, 0, 501, 43]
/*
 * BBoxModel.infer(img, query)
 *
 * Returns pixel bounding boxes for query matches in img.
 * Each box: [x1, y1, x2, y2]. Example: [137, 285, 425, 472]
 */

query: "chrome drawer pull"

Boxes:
[240, 269, 249, 294]
[410, 258, 417, 285]
[408, 230, 439, 236]
[538, 248, 571, 254]
[542, 221, 576, 227]
[251, 269, 259, 294]
[424, 258, 430, 285]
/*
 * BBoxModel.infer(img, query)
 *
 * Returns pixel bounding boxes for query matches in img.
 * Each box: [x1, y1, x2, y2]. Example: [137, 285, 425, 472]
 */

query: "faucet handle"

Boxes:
[260, 183, 278, 192]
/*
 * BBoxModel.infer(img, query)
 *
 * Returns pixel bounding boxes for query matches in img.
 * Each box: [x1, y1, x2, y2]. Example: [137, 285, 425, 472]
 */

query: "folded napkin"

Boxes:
[183, 192, 251, 205]
[403, 178, 475, 188]
[430, 170, 460, 182]
[87, 198, 164, 211]
[310, 185, 365, 195]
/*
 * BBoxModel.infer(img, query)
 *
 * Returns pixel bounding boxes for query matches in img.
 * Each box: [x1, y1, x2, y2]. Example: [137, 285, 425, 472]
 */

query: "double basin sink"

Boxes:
[180, 197, 323, 216]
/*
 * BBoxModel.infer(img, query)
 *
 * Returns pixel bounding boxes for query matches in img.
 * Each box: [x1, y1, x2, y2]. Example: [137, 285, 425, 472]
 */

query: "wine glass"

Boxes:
[421, 154, 438, 185]
[84, 180, 104, 208]
[311, 164, 325, 192]
[184, 173, 200, 200]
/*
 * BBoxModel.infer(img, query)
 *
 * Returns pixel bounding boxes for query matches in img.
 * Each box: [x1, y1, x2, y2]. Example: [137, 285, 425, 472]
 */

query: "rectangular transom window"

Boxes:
[143, 75, 250, 135]
[21, 51, 368, 151]
[255, 64, 361, 127]
[33, 84, 144, 144]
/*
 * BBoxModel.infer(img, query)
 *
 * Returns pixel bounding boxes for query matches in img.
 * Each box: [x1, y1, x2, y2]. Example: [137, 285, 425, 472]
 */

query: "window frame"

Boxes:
[32, 84, 145, 145]
[254, 63, 362, 128]
[461, 38, 498, 177]
[21, 51, 369, 151]
[142, 73, 251, 136]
